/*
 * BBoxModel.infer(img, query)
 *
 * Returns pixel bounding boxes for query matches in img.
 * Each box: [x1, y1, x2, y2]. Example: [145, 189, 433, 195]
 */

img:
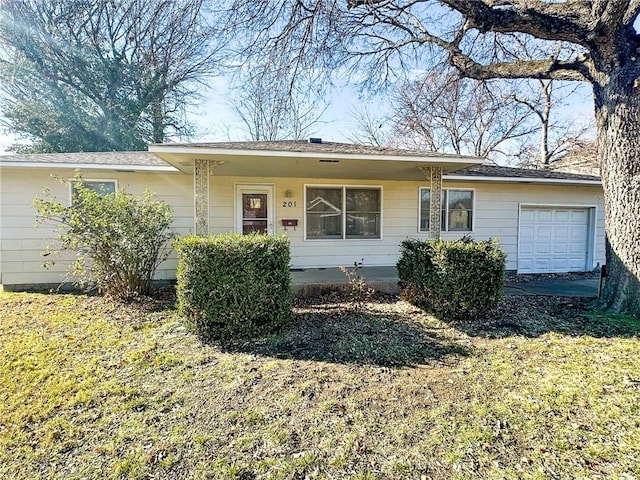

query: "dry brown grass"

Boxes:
[1, 291, 639, 479]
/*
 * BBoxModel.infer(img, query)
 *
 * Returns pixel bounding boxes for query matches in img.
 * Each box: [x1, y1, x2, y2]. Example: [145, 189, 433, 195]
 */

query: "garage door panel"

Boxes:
[536, 243, 551, 254]
[552, 258, 570, 270]
[553, 243, 567, 254]
[571, 210, 588, 223]
[521, 210, 536, 222]
[555, 210, 570, 222]
[569, 258, 586, 270]
[520, 243, 534, 254]
[536, 225, 552, 238]
[519, 206, 590, 274]
[570, 226, 585, 239]
[570, 242, 586, 254]
[520, 225, 535, 239]
[538, 210, 553, 222]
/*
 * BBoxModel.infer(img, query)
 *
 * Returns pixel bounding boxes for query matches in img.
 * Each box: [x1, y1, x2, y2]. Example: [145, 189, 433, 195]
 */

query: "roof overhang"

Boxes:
[0, 161, 178, 172]
[444, 174, 602, 186]
[148, 144, 484, 181]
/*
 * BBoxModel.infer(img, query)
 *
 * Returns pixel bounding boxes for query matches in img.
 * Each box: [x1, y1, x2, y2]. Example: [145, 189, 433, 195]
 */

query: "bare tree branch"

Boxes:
[441, 0, 593, 44]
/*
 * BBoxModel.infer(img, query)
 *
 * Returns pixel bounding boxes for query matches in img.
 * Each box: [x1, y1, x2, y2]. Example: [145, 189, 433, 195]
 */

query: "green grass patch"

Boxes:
[0, 292, 639, 479]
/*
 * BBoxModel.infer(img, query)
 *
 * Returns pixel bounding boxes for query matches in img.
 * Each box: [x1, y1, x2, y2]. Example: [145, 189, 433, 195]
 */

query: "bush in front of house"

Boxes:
[397, 237, 506, 321]
[34, 173, 175, 299]
[174, 233, 292, 341]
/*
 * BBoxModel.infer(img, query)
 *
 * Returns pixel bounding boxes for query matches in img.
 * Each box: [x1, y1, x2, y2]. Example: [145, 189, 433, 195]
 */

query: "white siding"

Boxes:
[440, 181, 605, 271]
[0, 167, 193, 286]
[0, 167, 606, 287]
[209, 176, 606, 272]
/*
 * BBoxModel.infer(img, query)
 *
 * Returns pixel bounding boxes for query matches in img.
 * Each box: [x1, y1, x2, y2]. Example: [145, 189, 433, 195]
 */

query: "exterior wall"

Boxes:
[441, 181, 605, 272]
[0, 167, 193, 286]
[209, 175, 606, 272]
[0, 167, 605, 287]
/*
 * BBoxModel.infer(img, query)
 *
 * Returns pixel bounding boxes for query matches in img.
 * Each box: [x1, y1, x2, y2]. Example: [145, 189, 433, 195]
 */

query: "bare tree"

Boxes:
[0, 0, 222, 152]
[350, 73, 583, 165]
[347, 105, 395, 147]
[546, 138, 599, 176]
[230, 65, 326, 141]
[222, 1, 640, 316]
[390, 71, 537, 159]
[514, 80, 594, 167]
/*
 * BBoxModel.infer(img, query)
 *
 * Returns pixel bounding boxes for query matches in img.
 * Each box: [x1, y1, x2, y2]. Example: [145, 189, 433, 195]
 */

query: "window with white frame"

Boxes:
[70, 180, 117, 204]
[419, 188, 474, 232]
[306, 186, 381, 239]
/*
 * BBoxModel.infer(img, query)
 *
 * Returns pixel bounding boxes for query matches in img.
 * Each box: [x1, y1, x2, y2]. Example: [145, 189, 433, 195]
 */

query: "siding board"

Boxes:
[1, 167, 606, 285]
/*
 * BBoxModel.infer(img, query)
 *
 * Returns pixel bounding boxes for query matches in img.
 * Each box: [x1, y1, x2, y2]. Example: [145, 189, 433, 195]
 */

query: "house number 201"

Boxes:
[282, 201, 297, 207]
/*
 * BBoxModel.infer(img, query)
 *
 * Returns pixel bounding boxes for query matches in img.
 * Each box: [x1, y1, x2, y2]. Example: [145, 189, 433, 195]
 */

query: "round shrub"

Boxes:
[34, 175, 175, 299]
[397, 237, 506, 321]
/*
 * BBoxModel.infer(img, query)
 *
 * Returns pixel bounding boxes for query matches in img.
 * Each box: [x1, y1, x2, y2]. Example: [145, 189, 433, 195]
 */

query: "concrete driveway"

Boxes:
[504, 277, 600, 297]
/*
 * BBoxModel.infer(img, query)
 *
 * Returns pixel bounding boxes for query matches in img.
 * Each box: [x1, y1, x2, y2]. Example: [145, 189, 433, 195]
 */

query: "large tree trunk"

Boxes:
[594, 74, 640, 317]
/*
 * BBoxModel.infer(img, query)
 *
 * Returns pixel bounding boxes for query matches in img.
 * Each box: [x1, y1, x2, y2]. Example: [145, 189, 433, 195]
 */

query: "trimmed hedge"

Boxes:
[174, 234, 292, 340]
[397, 237, 506, 321]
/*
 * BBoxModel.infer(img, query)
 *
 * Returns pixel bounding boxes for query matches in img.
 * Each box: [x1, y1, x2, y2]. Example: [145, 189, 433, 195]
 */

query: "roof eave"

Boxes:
[444, 174, 602, 186]
[148, 144, 484, 164]
[0, 161, 179, 172]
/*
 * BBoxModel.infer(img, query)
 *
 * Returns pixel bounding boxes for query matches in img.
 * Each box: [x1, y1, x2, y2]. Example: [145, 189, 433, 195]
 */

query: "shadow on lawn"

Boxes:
[219, 306, 471, 367]
[451, 296, 640, 339]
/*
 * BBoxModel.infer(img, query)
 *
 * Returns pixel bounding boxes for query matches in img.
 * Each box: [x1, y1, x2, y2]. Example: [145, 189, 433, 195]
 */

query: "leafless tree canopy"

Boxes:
[350, 72, 592, 164]
[0, 0, 222, 152]
[392, 72, 537, 158]
[229, 65, 326, 141]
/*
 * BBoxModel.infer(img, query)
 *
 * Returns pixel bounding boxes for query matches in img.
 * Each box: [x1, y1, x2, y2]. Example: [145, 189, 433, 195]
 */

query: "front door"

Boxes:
[236, 184, 275, 235]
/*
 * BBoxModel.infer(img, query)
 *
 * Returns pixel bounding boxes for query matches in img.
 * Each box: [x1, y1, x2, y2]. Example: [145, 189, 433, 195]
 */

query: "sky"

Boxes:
[186, 77, 361, 145]
[0, 77, 362, 155]
[0, 74, 595, 160]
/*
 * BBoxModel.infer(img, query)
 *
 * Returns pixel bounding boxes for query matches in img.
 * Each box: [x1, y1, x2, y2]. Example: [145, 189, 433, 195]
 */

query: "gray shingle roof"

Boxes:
[0, 151, 168, 167]
[1, 145, 601, 183]
[448, 164, 600, 181]
[152, 140, 482, 159]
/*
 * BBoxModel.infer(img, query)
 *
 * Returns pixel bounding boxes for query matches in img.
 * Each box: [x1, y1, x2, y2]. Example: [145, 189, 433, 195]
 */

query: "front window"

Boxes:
[419, 188, 473, 232]
[306, 187, 343, 238]
[306, 186, 382, 239]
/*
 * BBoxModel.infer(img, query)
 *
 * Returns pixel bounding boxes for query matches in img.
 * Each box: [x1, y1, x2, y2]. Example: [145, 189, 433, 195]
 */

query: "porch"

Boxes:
[289, 267, 600, 298]
[291, 265, 400, 297]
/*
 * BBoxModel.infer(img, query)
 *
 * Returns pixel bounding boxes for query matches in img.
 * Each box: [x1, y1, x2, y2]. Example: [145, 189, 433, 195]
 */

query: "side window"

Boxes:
[70, 180, 117, 204]
[419, 188, 473, 232]
[446, 190, 473, 231]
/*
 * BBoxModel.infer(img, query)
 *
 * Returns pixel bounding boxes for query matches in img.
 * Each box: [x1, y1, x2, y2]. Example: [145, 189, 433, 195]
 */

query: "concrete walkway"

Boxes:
[290, 266, 600, 298]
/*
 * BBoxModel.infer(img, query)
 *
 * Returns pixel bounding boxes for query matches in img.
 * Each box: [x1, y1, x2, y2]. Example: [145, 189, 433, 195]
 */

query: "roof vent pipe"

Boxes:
[308, 137, 322, 144]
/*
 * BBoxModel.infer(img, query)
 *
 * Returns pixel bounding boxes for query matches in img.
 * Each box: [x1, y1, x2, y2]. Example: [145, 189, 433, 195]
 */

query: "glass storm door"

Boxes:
[236, 185, 274, 235]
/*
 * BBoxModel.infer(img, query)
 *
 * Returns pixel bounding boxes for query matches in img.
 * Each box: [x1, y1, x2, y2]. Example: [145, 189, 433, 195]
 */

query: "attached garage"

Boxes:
[518, 205, 595, 274]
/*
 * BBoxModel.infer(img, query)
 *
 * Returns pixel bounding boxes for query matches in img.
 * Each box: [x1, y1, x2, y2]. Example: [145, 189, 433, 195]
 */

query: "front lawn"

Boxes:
[1, 292, 639, 479]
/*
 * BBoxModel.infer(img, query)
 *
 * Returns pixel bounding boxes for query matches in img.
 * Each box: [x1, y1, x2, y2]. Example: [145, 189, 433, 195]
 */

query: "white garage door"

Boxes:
[518, 207, 591, 274]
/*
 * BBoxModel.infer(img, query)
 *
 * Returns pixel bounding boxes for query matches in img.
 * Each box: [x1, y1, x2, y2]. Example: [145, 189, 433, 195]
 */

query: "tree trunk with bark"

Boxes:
[595, 72, 640, 315]
[151, 100, 165, 144]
